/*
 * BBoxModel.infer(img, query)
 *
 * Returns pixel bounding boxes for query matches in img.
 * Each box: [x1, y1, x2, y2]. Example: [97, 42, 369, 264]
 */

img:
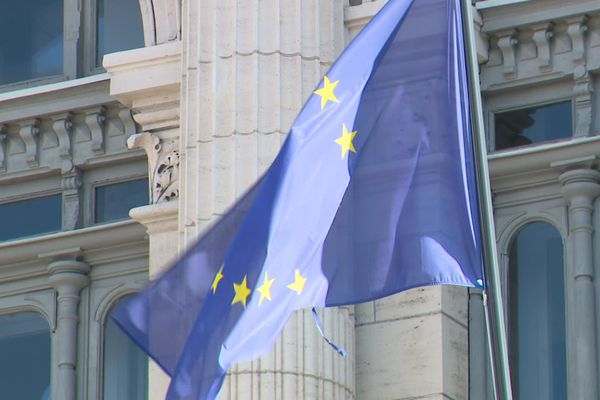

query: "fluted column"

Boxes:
[221, 307, 355, 399]
[560, 169, 600, 399]
[179, 1, 354, 399]
[48, 259, 90, 400]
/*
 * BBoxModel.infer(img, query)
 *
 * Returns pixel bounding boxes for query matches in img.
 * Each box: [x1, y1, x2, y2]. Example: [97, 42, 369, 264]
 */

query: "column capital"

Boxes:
[47, 259, 90, 291]
[559, 169, 600, 204]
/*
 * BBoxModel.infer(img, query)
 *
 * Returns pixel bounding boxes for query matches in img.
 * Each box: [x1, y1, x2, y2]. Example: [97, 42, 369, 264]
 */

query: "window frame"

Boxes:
[0, 0, 145, 93]
[492, 100, 574, 152]
[505, 220, 567, 399]
[93, 177, 149, 225]
[0, 294, 56, 399]
[83, 161, 148, 227]
[99, 292, 149, 400]
[484, 80, 574, 152]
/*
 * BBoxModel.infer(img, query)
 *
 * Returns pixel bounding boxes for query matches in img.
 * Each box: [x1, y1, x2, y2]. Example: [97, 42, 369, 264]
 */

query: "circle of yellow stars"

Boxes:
[313, 75, 358, 159]
[210, 74, 356, 309]
[211, 267, 307, 309]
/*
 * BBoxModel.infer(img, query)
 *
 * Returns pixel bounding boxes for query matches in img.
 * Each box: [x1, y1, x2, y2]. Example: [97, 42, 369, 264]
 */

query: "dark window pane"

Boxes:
[0, 312, 51, 400]
[104, 296, 148, 399]
[0, 195, 62, 241]
[95, 179, 148, 223]
[509, 222, 566, 399]
[97, 0, 145, 66]
[495, 102, 572, 150]
[0, 0, 63, 85]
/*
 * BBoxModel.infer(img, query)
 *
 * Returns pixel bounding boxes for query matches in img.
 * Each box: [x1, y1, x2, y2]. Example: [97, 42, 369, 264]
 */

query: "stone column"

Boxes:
[105, 39, 182, 400]
[179, 1, 354, 398]
[47, 258, 90, 400]
[130, 201, 179, 400]
[560, 168, 600, 399]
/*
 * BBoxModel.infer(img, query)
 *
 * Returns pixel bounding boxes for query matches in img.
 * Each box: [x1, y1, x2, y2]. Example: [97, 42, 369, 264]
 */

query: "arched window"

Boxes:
[0, 311, 51, 399]
[508, 222, 566, 399]
[103, 295, 148, 400]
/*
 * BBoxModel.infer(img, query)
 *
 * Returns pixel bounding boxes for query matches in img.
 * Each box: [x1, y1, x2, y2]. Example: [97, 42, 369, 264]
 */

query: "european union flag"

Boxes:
[113, 0, 484, 398]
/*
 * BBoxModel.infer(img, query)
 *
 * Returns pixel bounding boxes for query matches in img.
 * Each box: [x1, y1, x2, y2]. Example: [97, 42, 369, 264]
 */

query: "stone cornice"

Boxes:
[0, 220, 147, 283]
[104, 41, 182, 132]
[130, 201, 178, 235]
[480, 0, 600, 33]
[489, 136, 600, 179]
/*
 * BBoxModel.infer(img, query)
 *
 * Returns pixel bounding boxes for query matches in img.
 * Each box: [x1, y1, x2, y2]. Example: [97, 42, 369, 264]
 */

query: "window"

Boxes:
[494, 101, 572, 150]
[0, 0, 144, 89]
[0, 311, 51, 399]
[103, 296, 148, 400]
[0, 194, 62, 242]
[0, 0, 64, 86]
[95, 178, 149, 223]
[96, 0, 145, 67]
[508, 222, 566, 399]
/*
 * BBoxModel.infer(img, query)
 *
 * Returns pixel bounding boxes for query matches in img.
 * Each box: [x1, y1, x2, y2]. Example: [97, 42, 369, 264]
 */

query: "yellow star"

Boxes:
[232, 276, 252, 308]
[287, 269, 307, 296]
[256, 271, 275, 306]
[211, 266, 224, 294]
[314, 76, 340, 110]
[335, 124, 358, 159]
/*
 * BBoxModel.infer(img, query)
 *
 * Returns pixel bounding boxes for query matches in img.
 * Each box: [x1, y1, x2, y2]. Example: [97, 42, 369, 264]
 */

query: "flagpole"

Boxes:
[459, 1, 514, 399]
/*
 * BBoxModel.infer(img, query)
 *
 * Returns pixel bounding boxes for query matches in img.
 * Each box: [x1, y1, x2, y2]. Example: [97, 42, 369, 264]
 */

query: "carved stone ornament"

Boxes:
[155, 149, 180, 202]
[0, 126, 6, 172]
[127, 132, 179, 203]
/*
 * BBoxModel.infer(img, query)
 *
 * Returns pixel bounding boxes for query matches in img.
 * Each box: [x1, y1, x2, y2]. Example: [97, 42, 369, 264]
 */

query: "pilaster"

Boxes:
[104, 42, 182, 207]
[129, 201, 179, 399]
[559, 168, 600, 400]
[45, 253, 90, 400]
[180, 1, 353, 399]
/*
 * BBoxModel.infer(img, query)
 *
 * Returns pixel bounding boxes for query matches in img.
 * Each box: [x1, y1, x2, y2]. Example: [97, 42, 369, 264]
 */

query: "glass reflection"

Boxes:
[95, 179, 148, 223]
[96, 0, 144, 66]
[495, 102, 572, 150]
[0, 0, 63, 85]
[0, 195, 62, 242]
[509, 222, 566, 399]
[104, 296, 148, 400]
[0, 312, 51, 399]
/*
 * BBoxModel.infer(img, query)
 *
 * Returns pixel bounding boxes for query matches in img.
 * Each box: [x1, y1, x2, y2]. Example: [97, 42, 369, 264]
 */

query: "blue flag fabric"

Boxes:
[113, 0, 484, 398]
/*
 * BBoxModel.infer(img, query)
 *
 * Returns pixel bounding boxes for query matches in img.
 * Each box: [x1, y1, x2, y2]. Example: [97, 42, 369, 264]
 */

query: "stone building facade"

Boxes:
[0, 0, 599, 399]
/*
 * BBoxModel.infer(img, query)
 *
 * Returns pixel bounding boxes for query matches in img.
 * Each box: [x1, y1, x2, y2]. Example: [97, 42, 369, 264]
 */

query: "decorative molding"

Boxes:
[103, 41, 181, 132]
[0, 126, 6, 172]
[155, 149, 179, 202]
[531, 23, 553, 72]
[85, 107, 107, 155]
[496, 29, 519, 78]
[127, 132, 179, 203]
[62, 169, 82, 230]
[112, 108, 136, 137]
[566, 16, 588, 66]
[18, 119, 40, 167]
[481, 12, 600, 92]
[573, 67, 593, 137]
[52, 112, 74, 172]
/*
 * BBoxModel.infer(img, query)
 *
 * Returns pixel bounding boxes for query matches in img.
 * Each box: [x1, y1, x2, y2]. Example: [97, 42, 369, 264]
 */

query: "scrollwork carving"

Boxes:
[496, 29, 519, 78]
[127, 132, 179, 203]
[155, 150, 180, 202]
[532, 23, 553, 71]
